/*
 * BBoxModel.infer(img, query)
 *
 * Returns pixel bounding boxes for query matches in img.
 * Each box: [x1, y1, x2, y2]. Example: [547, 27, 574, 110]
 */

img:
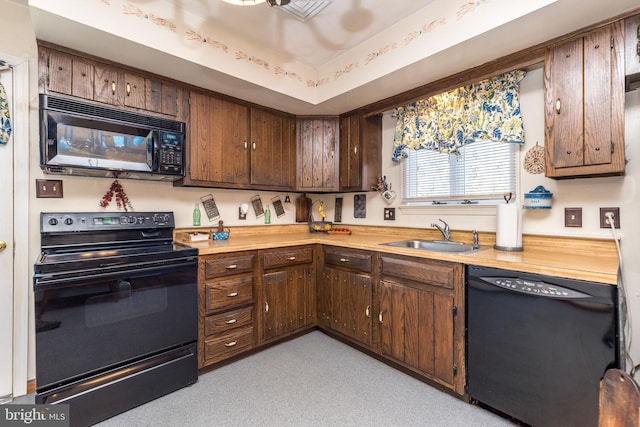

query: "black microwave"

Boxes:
[39, 94, 186, 181]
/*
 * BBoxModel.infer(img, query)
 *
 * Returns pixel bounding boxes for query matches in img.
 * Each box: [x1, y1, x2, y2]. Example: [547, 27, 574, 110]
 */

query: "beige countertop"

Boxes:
[176, 224, 619, 285]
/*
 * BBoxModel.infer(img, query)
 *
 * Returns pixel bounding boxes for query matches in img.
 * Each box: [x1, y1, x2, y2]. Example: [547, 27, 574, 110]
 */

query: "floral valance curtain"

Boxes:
[0, 60, 12, 145]
[391, 70, 526, 161]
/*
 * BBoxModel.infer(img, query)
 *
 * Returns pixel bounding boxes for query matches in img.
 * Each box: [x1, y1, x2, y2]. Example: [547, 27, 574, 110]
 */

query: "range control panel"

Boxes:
[481, 277, 590, 299]
[41, 212, 174, 233]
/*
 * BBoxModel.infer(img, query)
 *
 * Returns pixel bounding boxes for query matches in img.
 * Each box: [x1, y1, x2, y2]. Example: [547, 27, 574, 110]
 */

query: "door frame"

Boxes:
[1, 54, 30, 399]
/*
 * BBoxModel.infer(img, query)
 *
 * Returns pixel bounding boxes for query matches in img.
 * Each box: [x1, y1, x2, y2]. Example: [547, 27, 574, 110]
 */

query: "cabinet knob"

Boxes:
[287, 256, 296, 261]
[226, 264, 238, 269]
[595, 147, 600, 152]
[365, 305, 370, 318]
[225, 318, 237, 324]
[354, 146, 358, 154]
[227, 292, 238, 297]
[111, 81, 116, 95]
[378, 311, 383, 323]
[244, 141, 248, 150]
[265, 301, 269, 313]
[555, 98, 561, 114]
[339, 258, 350, 263]
[252, 142, 256, 151]
[126, 82, 131, 96]
[224, 341, 238, 347]
[567, 151, 572, 155]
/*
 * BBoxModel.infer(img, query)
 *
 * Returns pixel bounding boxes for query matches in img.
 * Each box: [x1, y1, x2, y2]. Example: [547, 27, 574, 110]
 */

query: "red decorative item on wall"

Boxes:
[100, 180, 133, 211]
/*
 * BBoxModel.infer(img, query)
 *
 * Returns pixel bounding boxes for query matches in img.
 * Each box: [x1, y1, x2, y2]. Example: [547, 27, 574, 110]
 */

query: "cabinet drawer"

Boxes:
[204, 254, 255, 279]
[204, 306, 254, 337]
[263, 247, 314, 269]
[203, 326, 254, 364]
[380, 255, 456, 289]
[205, 276, 254, 313]
[324, 248, 371, 273]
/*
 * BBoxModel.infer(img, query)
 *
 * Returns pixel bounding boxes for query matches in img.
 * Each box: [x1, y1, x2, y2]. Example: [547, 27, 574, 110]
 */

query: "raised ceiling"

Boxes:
[28, 0, 639, 115]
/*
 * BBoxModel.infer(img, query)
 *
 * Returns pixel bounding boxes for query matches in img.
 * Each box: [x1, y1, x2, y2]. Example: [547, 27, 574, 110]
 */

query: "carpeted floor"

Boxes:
[92, 330, 514, 427]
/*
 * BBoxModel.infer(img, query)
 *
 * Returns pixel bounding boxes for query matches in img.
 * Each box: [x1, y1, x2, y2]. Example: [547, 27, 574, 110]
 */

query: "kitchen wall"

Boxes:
[3, 0, 640, 386]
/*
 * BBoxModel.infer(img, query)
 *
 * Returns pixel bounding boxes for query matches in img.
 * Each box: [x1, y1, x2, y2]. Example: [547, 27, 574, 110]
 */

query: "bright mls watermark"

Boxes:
[0, 405, 69, 427]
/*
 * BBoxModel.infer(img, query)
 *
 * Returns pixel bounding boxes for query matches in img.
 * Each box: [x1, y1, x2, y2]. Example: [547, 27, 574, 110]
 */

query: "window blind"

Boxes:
[402, 140, 517, 204]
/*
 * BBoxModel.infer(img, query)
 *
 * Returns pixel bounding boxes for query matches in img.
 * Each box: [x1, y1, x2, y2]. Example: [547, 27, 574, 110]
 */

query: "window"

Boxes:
[401, 140, 518, 205]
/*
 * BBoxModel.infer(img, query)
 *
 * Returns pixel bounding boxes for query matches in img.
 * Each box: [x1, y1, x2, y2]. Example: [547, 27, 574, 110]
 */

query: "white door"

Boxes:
[0, 59, 14, 402]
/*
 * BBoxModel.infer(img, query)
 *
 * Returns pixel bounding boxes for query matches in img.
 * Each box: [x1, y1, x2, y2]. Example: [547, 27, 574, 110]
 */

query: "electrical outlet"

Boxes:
[36, 179, 63, 198]
[600, 207, 620, 229]
[384, 207, 395, 221]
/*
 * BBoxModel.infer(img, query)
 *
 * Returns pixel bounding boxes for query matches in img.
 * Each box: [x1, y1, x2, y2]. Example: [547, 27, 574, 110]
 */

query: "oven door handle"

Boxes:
[34, 259, 197, 290]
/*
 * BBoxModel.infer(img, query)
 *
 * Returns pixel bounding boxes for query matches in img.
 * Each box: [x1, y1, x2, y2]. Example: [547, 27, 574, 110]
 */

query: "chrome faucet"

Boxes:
[471, 230, 479, 249]
[431, 218, 451, 241]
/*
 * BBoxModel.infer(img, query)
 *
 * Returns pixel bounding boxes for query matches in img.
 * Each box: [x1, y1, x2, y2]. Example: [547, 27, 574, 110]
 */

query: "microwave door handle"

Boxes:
[150, 131, 158, 170]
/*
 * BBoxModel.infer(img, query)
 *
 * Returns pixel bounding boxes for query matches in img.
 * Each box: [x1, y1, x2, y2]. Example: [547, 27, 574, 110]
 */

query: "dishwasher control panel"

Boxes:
[481, 277, 590, 298]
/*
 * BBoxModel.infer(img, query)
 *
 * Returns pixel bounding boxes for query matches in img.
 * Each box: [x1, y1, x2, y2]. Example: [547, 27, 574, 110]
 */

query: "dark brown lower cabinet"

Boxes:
[320, 266, 372, 347]
[261, 246, 316, 344]
[379, 280, 454, 384]
[262, 265, 316, 342]
[379, 255, 465, 395]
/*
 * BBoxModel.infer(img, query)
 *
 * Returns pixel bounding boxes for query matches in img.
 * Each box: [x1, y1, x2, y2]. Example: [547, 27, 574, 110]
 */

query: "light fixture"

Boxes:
[222, 0, 267, 5]
[267, 0, 291, 5]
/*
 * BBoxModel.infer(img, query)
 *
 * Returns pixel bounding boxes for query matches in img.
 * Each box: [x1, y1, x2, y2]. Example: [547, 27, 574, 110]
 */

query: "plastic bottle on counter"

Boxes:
[264, 205, 271, 224]
[192, 203, 201, 226]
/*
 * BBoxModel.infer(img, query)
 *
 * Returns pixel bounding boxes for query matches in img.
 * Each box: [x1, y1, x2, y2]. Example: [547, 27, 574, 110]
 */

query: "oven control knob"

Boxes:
[48, 218, 58, 226]
[64, 218, 74, 226]
[128, 216, 136, 224]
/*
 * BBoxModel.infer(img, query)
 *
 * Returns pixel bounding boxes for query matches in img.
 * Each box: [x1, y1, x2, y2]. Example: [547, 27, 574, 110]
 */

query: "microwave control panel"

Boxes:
[157, 131, 184, 174]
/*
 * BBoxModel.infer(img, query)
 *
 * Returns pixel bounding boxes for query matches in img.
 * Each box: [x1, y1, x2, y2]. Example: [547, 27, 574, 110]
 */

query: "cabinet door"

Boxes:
[250, 108, 296, 189]
[263, 271, 288, 341]
[297, 117, 339, 192]
[339, 114, 361, 190]
[123, 72, 146, 109]
[146, 78, 178, 116]
[94, 64, 120, 105]
[262, 265, 315, 342]
[325, 266, 372, 345]
[545, 22, 625, 177]
[44, 50, 94, 99]
[339, 113, 382, 191]
[318, 269, 334, 329]
[379, 280, 455, 386]
[188, 92, 250, 185]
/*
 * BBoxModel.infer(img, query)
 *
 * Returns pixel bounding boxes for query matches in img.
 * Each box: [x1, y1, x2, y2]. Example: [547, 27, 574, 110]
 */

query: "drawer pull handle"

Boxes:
[226, 264, 238, 269]
[111, 81, 116, 95]
[555, 98, 561, 114]
[126, 82, 131, 96]
[288, 256, 296, 261]
[339, 258, 349, 263]
[365, 305, 370, 318]
[227, 292, 238, 297]
[265, 301, 269, 313]
[378, 311, 383, 324]
[225, 319, 237, 324]
[224, 341, 238, 347]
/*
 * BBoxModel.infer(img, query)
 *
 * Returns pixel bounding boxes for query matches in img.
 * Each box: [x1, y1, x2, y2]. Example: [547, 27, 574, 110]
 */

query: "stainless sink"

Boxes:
[380, 239, 477, 253]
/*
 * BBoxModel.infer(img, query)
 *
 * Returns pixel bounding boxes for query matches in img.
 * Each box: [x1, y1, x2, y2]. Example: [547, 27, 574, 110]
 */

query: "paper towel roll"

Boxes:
[495, 202, 523, 251]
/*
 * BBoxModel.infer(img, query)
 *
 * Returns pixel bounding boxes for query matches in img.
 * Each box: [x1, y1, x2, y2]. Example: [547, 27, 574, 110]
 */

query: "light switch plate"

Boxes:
[384, 207, 396, 220]
[36, 179, 63, 198]
[564, 208, 582, 227]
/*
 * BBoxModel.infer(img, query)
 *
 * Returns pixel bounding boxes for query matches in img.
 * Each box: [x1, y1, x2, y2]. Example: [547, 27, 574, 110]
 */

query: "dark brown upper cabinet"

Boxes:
[544, 22, 625, 178]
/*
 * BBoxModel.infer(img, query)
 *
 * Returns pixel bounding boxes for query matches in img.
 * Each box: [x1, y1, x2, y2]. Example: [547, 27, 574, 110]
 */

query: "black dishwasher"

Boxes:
[466, 265, 618, 427]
